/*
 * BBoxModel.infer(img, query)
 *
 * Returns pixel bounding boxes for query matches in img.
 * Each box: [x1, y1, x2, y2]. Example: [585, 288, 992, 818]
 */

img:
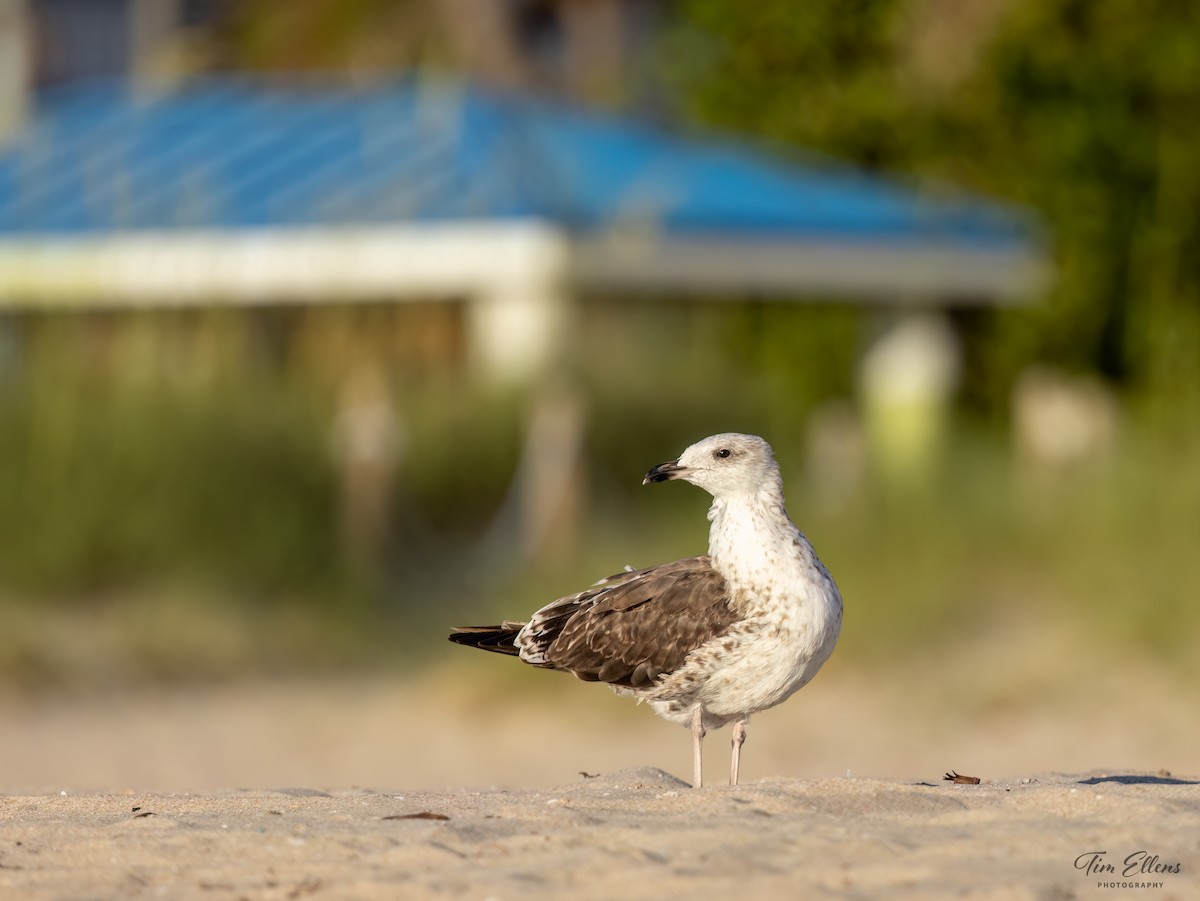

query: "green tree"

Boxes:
[670, 0, 1200, 418]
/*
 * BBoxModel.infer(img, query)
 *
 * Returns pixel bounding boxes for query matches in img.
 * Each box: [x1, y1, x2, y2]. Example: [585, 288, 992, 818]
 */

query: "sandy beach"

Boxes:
[2, 767, 1196, 900]
[2, 619, 1198, 899]
[2, 640, 1199, 900]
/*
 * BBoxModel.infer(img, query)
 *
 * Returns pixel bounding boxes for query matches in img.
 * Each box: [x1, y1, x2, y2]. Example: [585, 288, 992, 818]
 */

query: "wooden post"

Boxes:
[0, 0, 30, 145]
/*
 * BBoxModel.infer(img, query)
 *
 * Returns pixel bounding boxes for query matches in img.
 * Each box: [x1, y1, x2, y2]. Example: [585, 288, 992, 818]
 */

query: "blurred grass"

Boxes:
[0, 302, 1197, 691]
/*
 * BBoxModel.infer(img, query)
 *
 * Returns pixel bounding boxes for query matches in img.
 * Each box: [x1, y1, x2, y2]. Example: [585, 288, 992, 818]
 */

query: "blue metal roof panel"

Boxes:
[0, 77, 1036, 248]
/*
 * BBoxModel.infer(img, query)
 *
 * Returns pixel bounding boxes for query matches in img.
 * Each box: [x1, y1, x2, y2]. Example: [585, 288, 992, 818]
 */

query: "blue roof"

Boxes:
[0, 77, 1035, 249]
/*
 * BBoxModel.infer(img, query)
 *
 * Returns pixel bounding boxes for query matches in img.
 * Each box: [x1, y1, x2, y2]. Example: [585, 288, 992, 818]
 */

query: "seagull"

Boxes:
[448, 433, 843, 787]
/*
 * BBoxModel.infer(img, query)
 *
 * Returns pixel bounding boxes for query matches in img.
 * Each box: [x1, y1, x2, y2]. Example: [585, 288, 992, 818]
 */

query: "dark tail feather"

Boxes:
[448, 623, 524, 656]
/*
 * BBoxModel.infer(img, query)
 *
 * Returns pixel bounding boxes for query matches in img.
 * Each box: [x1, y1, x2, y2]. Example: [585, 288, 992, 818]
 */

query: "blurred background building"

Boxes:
[0, 0, 1044, 572]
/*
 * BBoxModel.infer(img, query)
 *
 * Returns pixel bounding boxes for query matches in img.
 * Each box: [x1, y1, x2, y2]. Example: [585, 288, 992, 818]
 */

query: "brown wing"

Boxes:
[525, 556, 737, 689]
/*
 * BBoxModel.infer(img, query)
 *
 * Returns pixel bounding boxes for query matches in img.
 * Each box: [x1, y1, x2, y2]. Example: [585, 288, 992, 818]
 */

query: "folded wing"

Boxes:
[518, 556, 737, 689]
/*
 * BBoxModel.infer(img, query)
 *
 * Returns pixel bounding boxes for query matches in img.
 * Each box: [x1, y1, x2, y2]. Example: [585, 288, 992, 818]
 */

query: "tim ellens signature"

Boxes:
[1075, 851, 1182, 878]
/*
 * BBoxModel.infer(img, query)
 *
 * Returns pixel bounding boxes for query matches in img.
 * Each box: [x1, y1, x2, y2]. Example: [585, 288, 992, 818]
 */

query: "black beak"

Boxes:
[643, 460, 687, 485]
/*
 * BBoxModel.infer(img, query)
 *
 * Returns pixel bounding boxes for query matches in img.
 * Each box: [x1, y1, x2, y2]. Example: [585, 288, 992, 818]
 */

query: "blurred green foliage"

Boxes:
[209, 0, 450, 74]
[0, 311, 339, 597]
[0, 301, 858, 602]
[670, 0, 1200, 414]
[2, 298, 1198, 688]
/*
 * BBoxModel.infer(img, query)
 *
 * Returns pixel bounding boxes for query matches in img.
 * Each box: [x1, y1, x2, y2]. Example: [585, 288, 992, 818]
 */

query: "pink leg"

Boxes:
[691, 709, 706, 788]
[730, 719, 747, 786]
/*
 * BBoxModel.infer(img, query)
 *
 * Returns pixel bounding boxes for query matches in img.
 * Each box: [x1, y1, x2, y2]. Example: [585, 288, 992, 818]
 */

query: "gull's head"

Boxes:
[643, 433, 780, 499]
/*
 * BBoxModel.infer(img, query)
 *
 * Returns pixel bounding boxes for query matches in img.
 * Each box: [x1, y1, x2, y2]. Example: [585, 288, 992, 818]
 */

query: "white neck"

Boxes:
[706, 476, 808, 595]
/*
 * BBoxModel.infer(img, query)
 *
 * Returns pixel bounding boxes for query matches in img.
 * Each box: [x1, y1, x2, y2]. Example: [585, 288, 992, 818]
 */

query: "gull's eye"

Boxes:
[714, 448, 731, 459]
